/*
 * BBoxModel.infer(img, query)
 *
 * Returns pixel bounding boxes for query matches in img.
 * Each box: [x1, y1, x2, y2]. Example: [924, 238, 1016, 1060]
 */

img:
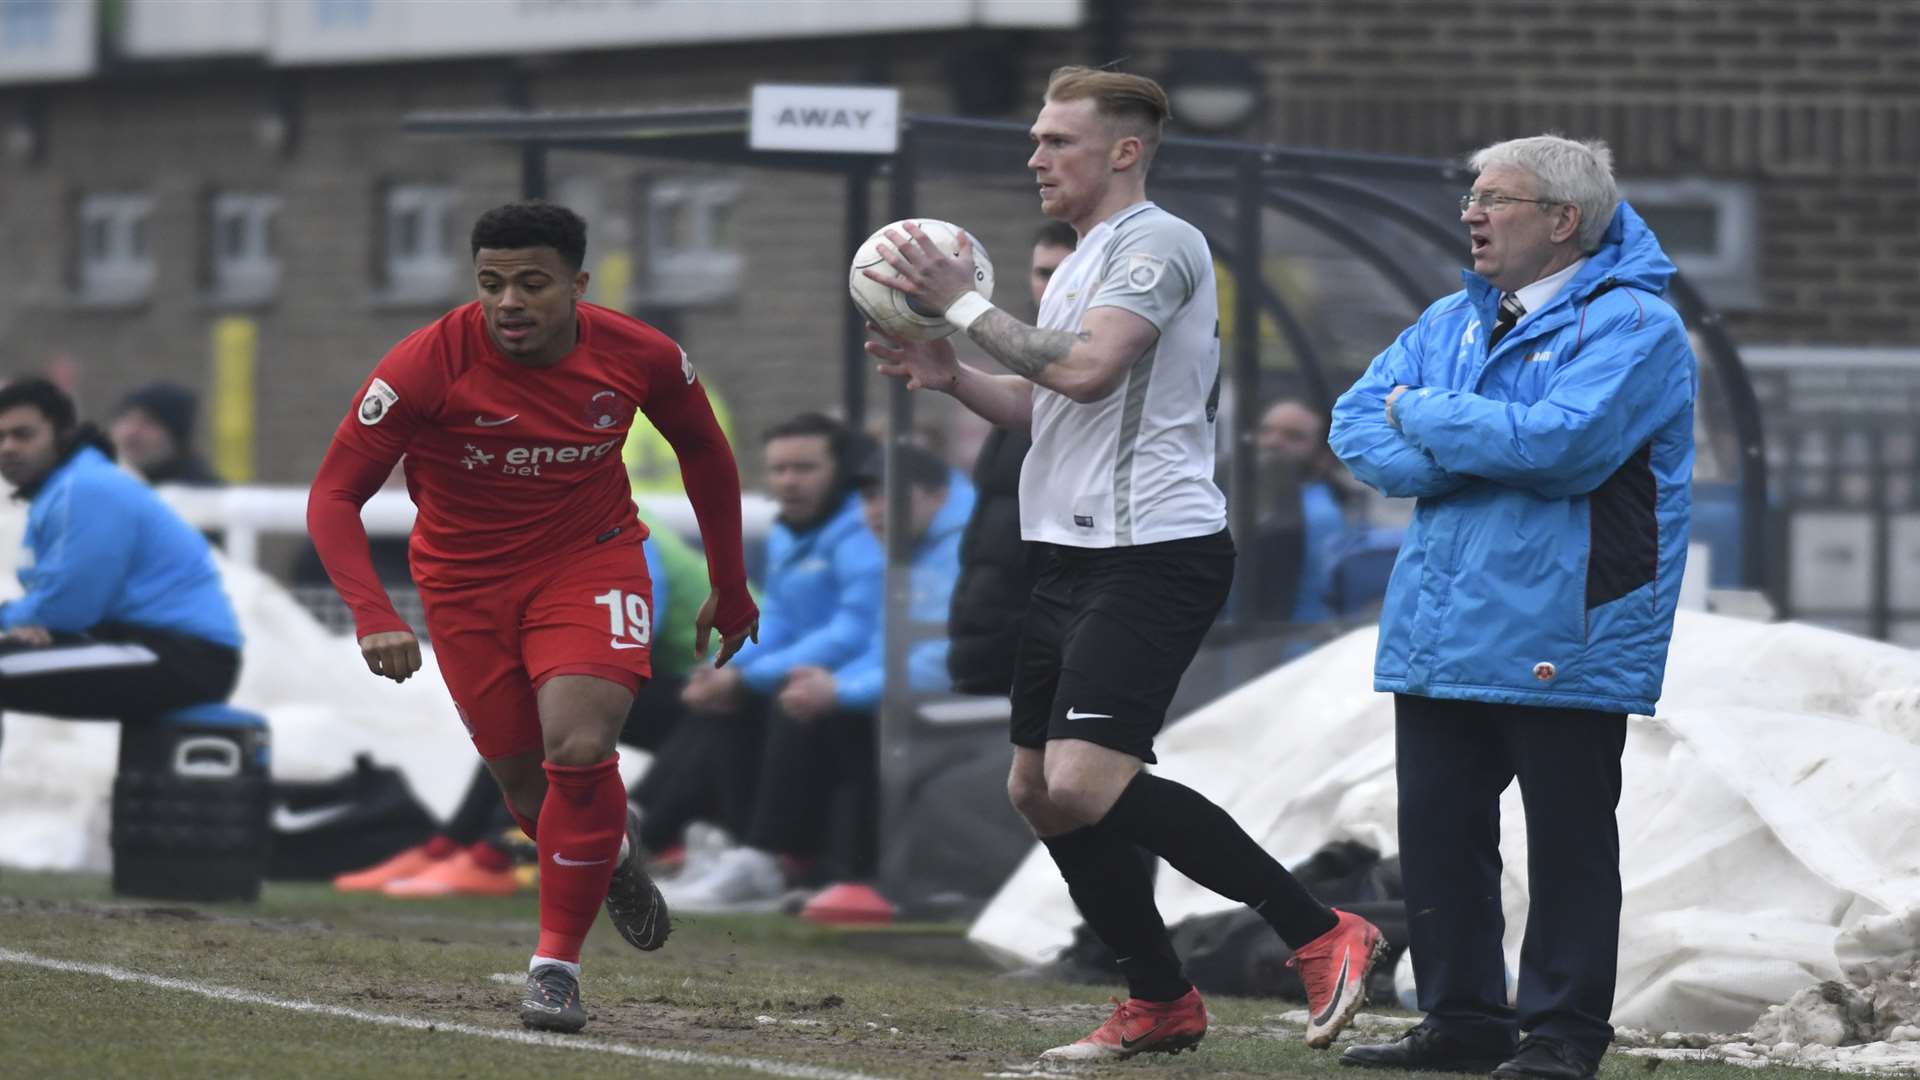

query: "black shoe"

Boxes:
[604, 803, 670, 951]
[519, 963, 587, 1033]
[1340, 1024, 1513, 1073]
[1491, 1036, 1597, 1080]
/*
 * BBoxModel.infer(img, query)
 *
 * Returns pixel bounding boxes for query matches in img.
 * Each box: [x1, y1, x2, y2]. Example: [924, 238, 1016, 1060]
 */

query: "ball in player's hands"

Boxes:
[848, 218, 994, 342]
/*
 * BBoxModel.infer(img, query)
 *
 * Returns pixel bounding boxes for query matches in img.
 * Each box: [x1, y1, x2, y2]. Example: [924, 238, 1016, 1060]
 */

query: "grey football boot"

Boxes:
[602, 802, 670, 950]
[520, 964, 587, 1033]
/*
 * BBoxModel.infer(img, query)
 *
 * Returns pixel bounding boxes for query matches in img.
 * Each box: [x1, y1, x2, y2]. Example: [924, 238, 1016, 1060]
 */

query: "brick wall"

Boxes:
[0, 2, 1910, 512]
[1112, 0, 1920, 344]
[0, 35, 1006, 509]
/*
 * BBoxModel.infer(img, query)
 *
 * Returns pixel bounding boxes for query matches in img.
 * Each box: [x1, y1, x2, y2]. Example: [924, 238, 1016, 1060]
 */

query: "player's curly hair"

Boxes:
[470, 201, 588, 271]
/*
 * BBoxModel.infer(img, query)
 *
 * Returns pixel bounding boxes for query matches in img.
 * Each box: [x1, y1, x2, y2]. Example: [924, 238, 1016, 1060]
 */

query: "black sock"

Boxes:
[1100, 772, 1338, 949]
[1041, 824, 1191, 1002]
[444, 764, 508, 846]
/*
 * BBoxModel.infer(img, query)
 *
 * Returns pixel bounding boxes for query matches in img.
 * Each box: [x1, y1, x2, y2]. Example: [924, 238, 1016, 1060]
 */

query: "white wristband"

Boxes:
[943, 292, 996, 332]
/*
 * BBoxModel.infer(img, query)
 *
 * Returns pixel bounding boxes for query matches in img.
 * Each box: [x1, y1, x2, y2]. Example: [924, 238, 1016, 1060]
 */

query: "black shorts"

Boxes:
[1009, 528, 1234, 764]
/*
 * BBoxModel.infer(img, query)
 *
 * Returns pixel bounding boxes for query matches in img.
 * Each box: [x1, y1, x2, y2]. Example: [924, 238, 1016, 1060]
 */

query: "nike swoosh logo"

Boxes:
[551, 853, 610, 867]
[1064, 708, 1112, 721]
[610, 640, 645, 651]
[271, 804, 356, 832]
[1311, 948, 1352, 1026]
[1119, 1020, 1168, 1050]
[475, 414, 519, 427]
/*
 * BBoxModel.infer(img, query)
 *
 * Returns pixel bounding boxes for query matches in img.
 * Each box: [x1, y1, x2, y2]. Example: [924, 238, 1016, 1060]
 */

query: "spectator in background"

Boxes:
[1027, 220, 1079, 311]
[110, 382, 223, 487]
[947, 221, 1075, 696]
[656, 413, 883, 860]
[664, 443, 972, 911]
[1255, 398, 1353, 622]
[0, 378, 241, 754]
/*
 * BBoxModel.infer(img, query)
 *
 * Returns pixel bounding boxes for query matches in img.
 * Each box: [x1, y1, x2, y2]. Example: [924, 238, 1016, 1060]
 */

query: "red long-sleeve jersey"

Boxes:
[307, 301, 755, 640]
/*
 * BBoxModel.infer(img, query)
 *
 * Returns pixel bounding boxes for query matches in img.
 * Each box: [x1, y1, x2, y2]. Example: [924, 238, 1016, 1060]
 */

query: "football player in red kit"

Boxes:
[307, 202, 758, 1033]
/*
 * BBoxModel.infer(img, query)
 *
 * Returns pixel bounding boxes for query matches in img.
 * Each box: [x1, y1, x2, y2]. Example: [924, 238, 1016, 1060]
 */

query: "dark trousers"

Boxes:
[631, 686, 766, 852]
[0, 624, 241, 752]
[1394, 693, 1627, 1061]
[745, 704, 877, 881]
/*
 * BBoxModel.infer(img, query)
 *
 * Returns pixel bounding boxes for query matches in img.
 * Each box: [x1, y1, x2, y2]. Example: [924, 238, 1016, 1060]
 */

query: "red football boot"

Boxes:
[1039, 987, 1208, 1062]
[1292, 908, 1388, 1048]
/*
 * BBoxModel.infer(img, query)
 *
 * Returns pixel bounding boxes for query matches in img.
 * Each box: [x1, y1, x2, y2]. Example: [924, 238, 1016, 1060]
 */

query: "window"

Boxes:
[641, 177, 742, 306]
[312, 0, 373, 29]
[77, 193, 156, 305]
[1617, 179, 1760, 311]
[210, 192, 281, 305]
[382, 183, 456, 303]
[0, 0, 57, 49]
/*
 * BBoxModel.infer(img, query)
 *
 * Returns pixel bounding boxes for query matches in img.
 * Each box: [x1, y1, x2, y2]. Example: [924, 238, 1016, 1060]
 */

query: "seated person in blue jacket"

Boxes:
[0, 378, 242, 754]
[665, 442, 972, 912]
[641, 412, 884, 863]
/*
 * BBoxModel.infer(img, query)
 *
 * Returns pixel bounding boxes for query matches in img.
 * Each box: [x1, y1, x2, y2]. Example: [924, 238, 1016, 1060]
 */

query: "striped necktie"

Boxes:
[1490, 293, 1525, 348]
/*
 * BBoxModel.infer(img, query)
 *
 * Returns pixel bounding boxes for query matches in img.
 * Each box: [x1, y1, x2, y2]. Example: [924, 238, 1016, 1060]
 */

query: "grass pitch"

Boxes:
[0, 871, 1836, 1079]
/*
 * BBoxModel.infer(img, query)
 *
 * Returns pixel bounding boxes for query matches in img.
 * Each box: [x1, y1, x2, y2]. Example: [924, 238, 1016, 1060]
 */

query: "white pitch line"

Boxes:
[0, 948, 898, 1080]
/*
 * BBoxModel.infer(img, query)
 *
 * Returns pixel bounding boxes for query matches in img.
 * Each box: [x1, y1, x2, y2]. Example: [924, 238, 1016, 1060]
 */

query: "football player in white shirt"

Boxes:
[865, 66, 1385, 1062]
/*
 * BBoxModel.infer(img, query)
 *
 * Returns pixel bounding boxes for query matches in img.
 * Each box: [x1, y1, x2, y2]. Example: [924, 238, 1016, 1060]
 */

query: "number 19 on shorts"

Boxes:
[594, 588, 652, 647]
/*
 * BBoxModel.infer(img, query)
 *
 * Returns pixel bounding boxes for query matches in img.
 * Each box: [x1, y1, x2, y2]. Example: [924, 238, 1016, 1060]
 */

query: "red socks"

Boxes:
[533, 756, 626, 963]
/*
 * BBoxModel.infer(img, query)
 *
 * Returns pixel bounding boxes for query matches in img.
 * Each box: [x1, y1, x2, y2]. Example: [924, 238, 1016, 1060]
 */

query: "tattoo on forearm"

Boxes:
[967, 309, 1088, 381]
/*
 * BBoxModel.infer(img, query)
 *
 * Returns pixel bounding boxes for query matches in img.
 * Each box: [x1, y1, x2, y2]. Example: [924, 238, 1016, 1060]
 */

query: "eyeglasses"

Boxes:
[1460, 192, 1560, 213]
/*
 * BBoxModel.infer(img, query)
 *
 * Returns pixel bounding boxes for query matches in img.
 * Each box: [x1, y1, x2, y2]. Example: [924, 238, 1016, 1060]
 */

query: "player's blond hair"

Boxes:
[1044, 66, 1169, 166]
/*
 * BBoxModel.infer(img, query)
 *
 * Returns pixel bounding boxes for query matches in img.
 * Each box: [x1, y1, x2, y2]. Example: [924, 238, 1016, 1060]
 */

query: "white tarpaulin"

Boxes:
[969, 611, 1920, 1035]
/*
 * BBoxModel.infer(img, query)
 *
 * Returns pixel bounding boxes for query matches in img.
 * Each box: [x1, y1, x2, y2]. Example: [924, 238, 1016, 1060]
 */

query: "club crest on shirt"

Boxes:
[584, 389, 629, 429]
[358, 378, 399, 425]
[1122, 253, 1164, 293]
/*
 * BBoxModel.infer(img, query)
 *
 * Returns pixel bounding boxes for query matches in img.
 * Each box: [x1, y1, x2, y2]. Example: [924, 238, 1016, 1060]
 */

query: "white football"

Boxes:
[848, 218, 994, 342]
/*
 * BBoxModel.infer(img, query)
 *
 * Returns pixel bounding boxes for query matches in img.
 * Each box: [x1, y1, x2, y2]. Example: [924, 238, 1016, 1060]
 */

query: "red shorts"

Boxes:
[421, 537, 653, 759]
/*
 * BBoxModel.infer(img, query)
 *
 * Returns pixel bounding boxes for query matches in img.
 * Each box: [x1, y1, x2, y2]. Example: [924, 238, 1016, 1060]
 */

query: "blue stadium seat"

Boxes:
[156, 702, 266, 728]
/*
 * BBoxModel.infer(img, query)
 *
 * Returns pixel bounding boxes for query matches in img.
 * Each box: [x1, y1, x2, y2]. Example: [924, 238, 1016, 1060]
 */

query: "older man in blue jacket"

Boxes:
[1331, 137, 1694, 1080]
[0, 378, 242, 753]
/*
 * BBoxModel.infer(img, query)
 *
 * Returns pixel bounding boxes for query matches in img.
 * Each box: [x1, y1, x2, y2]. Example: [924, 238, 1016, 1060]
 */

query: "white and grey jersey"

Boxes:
[1020, 202, 1227, 548]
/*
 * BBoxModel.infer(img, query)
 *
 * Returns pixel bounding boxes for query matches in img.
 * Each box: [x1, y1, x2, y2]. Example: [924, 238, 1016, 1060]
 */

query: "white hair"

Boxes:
[1469, 134, 1618, 252]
